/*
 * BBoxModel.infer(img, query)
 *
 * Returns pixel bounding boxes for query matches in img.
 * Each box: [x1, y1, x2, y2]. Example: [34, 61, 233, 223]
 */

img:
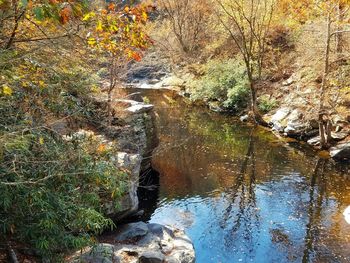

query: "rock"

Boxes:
[115, 222, 149, 242]
[308, 119, 319, 129]
[159, 75, 185, 88]
[346, 115, 350, 123]
[305, 129, 319, 139]
[208, 101, 225, 113]
[284, 122, 308, 137]
[126, 104, 154, 114]
[73, 244, 119, 263]
[282, 76, 294, 86]
[148, 223, 175, 239]
[332, 115, 348, 126]
[240, 115, 249, 122]
[70, 222, 195, 263]
[139, 252, 165, 263]
[307, 136, 320, 146]
[105, 152, 142, 219]
[331, 132, 349, 141]
[330, 142, 350, 161]
[272, 122, 285, 133]
[344, 206, 350, 224]
[271, 107, 291, 124]
[287, 109, 304, 123]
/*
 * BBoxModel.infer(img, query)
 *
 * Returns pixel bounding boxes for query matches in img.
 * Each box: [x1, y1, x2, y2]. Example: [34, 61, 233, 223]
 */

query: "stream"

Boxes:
[131, 88, 350, 263]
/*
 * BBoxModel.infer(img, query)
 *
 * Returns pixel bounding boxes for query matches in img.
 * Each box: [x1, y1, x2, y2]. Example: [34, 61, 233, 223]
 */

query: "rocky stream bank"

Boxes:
[123, 57, 350, 162]
[66, 94, 195, 263]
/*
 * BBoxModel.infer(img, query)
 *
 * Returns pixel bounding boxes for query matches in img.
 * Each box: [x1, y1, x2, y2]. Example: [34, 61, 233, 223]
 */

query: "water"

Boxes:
[130, 88, 350, 263]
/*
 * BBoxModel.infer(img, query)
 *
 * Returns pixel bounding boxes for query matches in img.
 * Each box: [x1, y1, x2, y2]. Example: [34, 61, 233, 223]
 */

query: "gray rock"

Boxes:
[240, 115, 249, 122]
[138, 251, 165, 263]
[287, 109, 304, 123]
[70, 222, 195, 263]
[271, 108, 291, 123]
[307, 136, 320, 146]
[105, 152, 142, 218]
[305, 129, 319, 139]
[115, 222, 149, 242]
[282, 77, 295, 86]
[272, 122, 285, 133]
[148, 223, 175, 239]
[74, 244, 119, 263]
[284, 122, 308, 137]
[126, 104, 154, 114]
[331, 132, 349, 141]
[330, 142, 350, 161]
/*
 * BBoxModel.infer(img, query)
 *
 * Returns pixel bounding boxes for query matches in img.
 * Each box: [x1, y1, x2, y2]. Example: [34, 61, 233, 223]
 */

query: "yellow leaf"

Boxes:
[2, 85, 13, 96]
[97, 144, 106, 153]
[87, 37, 97, 46]
[96, 20, 103, 32]
[39, 137, 44, 145]
[38, 80, 45, 88]
[83, 12, 95, 21]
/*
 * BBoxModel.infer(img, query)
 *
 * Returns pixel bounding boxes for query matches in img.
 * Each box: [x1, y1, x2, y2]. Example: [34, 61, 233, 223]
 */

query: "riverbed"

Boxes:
[129, 88, 350, 263]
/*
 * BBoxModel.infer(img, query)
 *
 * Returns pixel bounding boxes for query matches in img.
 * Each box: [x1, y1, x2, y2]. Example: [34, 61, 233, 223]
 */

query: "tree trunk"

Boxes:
[335, 3, 344, 53]
[107, 89, 112, 126]
[319, 12, 332, 149]
[107, 57, 116, 126]
[249, 79, 268, 127]
[5, 6, 25, 49]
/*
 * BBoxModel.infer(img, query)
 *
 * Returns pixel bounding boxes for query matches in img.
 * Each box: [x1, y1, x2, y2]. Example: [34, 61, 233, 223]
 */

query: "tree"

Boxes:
[314, 0, 350, 149]
[0, 0, 88, 49]
[157, 0, 212, 55]
[215, 0, 275, 126]
[85, 2, 152, 125]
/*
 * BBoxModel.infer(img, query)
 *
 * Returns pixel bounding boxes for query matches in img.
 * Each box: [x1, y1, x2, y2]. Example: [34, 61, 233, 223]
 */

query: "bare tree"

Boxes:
[317, 0, 350, 149]
[158, 0, 211, 55]
[215, 0, 275, 126]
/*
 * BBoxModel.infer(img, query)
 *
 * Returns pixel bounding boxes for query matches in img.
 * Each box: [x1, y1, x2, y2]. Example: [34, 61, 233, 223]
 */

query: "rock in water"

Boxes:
[139, 251, 165, 263]
[330, 142, 350, 161]
[344, 206, 350, 224]
[70, 222, 195, 263]
[115, 222, 149, 242]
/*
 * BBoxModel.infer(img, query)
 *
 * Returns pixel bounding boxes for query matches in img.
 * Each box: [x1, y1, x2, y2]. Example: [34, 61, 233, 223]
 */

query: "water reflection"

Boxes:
[125, 88, 350, 263]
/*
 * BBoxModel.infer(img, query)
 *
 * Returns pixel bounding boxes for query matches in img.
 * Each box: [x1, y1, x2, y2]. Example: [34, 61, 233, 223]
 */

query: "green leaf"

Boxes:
[20, 0, 28, 8]
[33, 7, 45, 21]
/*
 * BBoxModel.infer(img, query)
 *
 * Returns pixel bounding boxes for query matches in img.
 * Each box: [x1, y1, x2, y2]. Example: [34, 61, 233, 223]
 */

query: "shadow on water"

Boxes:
[120, 88, 350, 263]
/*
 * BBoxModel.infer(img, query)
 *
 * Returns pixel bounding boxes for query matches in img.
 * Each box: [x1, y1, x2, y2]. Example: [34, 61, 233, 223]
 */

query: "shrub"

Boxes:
[258, 95, 278, 113]
[190, 59, 249, 111]
[0, 51, 127, 260]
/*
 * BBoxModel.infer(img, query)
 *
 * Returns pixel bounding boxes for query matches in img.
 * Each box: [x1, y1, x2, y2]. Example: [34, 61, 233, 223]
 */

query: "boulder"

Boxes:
[270, 107, 291, 124]
[139, 252, 165, 263]
[330, 142, 350, 161]
[126, 104, 154, 114]
[115, 222, 149, 242]
[71, 222, 195, 263]
[104, 152, 142, 219]
[73, 244, 120, 263]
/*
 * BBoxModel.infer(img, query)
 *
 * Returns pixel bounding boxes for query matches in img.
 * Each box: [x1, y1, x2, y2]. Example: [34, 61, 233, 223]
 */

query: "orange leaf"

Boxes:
[108, 3, 115, 11]
[59, 6, 71, 24]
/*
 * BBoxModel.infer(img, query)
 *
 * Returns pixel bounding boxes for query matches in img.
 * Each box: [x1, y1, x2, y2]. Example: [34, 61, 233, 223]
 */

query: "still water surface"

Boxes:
[132, 88, 350, 263]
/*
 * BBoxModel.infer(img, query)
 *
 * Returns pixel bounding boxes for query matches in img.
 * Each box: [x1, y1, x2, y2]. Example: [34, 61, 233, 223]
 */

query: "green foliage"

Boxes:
[190, 59, 249, 111]
[0, 50, 127, 259]
[258, 95, 278, 113]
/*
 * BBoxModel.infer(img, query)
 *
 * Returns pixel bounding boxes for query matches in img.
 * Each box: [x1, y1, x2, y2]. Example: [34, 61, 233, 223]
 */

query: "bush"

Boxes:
[258, 95, 278, 113]
[190, 59, 249, 111]
[0, 50, 127, 260]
